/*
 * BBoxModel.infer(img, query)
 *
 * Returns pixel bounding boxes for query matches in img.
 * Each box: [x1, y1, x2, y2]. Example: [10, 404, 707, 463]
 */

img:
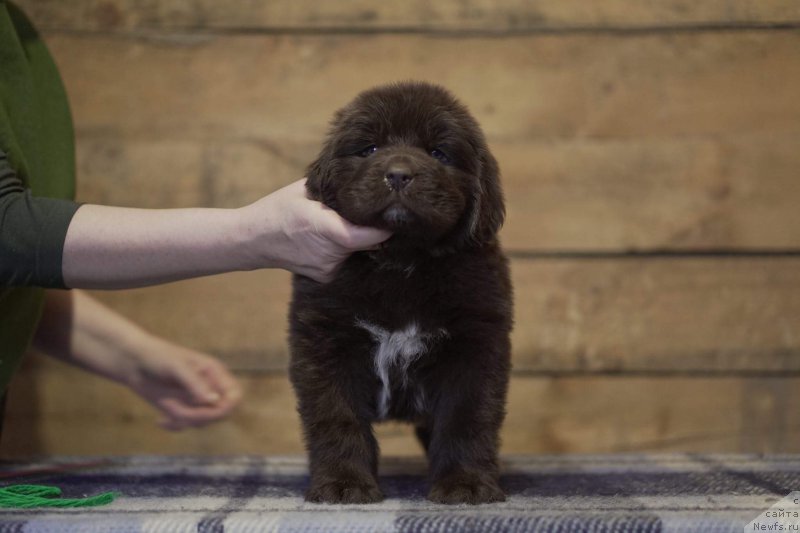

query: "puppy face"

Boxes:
[307, 82, 505, 251]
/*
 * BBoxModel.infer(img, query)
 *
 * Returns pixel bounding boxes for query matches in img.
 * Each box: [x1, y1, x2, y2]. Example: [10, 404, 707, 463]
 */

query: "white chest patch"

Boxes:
[355, 319, 447, 419]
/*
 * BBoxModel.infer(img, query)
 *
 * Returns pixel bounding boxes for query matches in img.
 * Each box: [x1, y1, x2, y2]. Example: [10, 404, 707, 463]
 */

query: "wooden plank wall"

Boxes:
[2, 0, 800, 457]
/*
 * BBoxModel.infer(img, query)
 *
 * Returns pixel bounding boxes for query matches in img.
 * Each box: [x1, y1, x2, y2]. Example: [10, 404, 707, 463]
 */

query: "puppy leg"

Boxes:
[427, 398, 505, 504]
[303, 413, 383, 504]
[414, 423, 432, 453]
[426, 338, 510, 504]
[291, 355, 383, 504]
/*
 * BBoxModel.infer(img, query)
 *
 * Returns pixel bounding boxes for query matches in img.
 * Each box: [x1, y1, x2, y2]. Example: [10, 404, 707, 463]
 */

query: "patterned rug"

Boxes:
[0, 454, 797, 532]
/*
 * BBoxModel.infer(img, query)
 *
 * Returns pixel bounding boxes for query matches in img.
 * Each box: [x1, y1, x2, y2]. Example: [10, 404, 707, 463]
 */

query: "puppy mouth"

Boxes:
[360, 188, 458, 238]
[381, 203, 416, 228]
[335, 168, 466, 240]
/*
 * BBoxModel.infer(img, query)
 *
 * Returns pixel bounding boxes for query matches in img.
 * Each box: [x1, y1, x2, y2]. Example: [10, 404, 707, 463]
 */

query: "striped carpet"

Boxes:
[1, 454, 797, 532]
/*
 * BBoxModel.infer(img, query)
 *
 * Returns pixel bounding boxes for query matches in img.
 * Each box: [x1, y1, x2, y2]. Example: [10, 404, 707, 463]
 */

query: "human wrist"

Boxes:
[232, 201, 284, 272]
[35, 290, 152, 386]
[100, 325, 160, 387]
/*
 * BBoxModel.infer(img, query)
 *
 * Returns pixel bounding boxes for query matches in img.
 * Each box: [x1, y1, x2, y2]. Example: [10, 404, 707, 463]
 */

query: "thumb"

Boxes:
[171, 363, 221, 406]
[339, 222, 392, 251]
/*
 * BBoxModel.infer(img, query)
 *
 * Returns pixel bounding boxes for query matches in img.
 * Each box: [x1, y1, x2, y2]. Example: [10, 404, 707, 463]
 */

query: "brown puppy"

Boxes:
[289, 81, 512, 505]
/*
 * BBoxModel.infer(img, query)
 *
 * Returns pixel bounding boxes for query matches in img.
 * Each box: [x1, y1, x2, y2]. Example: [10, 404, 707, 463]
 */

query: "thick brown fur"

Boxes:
[288, 81, 512, 505]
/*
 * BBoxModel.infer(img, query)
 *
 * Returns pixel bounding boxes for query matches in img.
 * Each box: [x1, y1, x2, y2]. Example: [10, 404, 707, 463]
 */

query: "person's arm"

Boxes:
[63, 179, 391, 288]
[32, 289, 242, 430]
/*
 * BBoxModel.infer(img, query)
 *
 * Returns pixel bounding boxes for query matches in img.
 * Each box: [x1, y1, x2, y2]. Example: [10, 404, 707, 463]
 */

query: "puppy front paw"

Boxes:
[306, 478, 384, 504]
[429, 472, 505, 505]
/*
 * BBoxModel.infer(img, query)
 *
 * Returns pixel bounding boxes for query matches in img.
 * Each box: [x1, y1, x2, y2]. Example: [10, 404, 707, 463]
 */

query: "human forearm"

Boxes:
[32, 289, 154, 385]
[33, 290, 242, 428]
[62, 204, 259, 289]
[62, 180, 391, 288]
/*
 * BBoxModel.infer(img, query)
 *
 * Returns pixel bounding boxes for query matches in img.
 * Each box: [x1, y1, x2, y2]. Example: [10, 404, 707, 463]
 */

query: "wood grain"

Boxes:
[5, 0, 798, 461]
[509, 258, 800, 373]
[83, 258, 800, 374]
[2, 356, 797, 457]
[50, 33, 800, 142]
[57, 32, 800, 250]
[16, 0, 800, 33]
[83, 271, 295, 371]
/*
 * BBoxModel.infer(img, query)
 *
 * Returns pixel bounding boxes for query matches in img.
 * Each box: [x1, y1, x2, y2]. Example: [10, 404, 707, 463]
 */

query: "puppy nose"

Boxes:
[385, 166, 413, 191]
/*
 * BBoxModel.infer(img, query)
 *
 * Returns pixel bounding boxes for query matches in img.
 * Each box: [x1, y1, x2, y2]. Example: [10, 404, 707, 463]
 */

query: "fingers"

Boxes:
[171, 360, 223, 406]
[197, 358, 243, 407]
[320, 211, 391, 251]
[297, 179, 392, 250]
[155, 360, 242, 430]
[156, 395, 238, 431]
[266, 177, 391, 282]
[156, 394, 238, 431]
[342, 222, 393, 251]
[133, 345, 244, 430]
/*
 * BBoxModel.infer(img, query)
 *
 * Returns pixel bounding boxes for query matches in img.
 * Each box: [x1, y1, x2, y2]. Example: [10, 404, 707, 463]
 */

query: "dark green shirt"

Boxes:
[0, 1, 80, 392]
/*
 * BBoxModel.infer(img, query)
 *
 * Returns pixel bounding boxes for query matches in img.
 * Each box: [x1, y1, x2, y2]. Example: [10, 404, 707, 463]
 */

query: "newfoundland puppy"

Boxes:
[289, 81, 512, 505]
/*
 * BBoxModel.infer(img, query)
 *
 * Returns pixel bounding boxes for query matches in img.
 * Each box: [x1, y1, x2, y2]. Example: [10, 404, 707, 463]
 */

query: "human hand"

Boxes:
[35, 290, 242, 431]
[124, 338, 243, 431]
[239, 179, 392, 283]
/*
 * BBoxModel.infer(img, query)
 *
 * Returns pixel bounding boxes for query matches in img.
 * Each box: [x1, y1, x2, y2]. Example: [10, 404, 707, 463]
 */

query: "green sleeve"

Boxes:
[0, 1, 80, 395]
[0, 148, 80, 288]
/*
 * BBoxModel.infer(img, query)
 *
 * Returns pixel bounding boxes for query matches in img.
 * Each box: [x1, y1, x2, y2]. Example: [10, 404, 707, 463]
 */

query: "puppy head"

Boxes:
[307, 81, 504, 253]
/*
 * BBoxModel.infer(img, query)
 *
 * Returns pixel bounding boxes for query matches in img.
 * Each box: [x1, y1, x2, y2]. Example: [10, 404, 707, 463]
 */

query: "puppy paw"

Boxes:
[429, 473, 505, 505]
[306, 479, 384, 504]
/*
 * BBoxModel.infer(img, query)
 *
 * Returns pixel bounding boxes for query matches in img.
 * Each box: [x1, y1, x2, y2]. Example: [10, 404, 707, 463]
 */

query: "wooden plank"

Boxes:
[49, 33, 800, 142]
[49, 31, 800, 249]
[82, 258, 800, 374]
[74, 137, 310, 210]
[509, 258, 800, 373]
[83, 271, 295, 371]
[74, 134, 800, 250]
[2, 357, 797, 456]
[16, 0, 800, 33]
[499, 135, 800, 251]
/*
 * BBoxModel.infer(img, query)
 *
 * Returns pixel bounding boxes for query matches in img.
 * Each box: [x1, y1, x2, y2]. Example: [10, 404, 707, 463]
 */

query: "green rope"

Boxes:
[0, 484, 116, 508]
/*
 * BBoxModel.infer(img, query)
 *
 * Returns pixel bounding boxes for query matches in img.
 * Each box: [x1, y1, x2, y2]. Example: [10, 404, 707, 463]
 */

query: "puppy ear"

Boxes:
[305, 146, 335, 206]
[470, 149, 506, 244]
[305, 156, 326, 202]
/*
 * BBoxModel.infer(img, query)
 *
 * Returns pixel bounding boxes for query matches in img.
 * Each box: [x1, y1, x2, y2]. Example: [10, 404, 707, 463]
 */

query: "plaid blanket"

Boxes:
[0, 454, 797, 532]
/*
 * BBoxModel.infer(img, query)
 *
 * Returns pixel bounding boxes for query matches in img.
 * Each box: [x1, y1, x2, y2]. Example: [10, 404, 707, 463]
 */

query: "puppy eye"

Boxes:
[358, 145, 378, 157]
[430, 148, 451, 165]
